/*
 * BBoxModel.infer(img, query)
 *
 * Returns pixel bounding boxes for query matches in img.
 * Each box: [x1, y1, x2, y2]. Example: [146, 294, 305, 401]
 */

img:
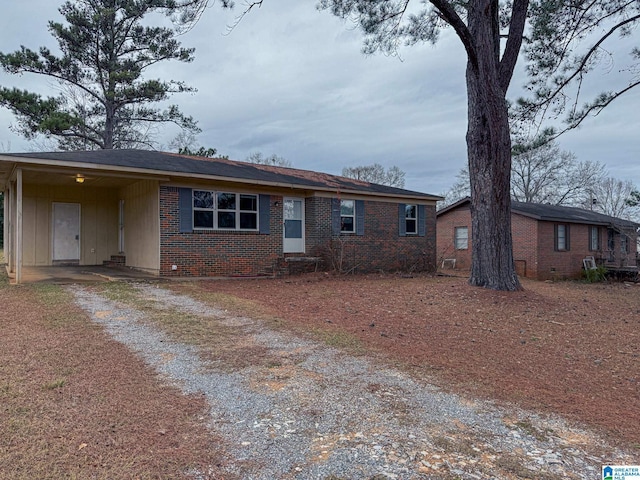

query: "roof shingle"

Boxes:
[3, 149, 441, 200]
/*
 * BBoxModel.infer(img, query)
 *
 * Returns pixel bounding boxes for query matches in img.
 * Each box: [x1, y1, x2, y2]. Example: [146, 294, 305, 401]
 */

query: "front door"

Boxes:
[52, 203, 81, 262]
[283, 197, 304, 253]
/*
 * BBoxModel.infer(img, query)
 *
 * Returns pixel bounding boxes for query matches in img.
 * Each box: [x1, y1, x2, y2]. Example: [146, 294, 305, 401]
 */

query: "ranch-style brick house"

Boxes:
[1, 150, 442, 283]
[437, 198, 639, 280]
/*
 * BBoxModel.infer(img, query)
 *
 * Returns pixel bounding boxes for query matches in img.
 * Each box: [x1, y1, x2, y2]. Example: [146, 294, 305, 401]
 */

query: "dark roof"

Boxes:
[437, 197, 639, 229]
[511, 201, 639, 228]
[2, 149, 441, 200]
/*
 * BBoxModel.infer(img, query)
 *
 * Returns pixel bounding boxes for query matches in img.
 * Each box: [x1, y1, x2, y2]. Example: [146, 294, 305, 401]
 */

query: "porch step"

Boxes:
[284, 256, 323, 275]
[103, 255, 126, 267]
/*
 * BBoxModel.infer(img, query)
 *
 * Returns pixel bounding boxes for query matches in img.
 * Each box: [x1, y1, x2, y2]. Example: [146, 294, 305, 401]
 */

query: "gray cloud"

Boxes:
[0, 0, 637, 196]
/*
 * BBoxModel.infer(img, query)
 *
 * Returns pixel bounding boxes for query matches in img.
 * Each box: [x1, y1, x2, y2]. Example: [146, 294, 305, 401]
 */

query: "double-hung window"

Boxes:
[555, 224, 570, 251]
[404, 204, 417, 235]
[454, 226, 468, 250]
[193, 190, 258, 230]
[340, 200, 355, 233]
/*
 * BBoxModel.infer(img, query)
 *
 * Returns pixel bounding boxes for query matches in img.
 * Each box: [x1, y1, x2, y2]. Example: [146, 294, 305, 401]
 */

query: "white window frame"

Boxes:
[340, 199, 355, 233]
[193, 190, 259, 231]
[405, 204, 417, 235]
[454, 226, 468, 250]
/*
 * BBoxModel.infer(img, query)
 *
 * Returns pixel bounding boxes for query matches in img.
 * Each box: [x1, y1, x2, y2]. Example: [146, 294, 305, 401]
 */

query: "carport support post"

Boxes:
[3, 186, 8, 270]
[15, 168, 22, 284]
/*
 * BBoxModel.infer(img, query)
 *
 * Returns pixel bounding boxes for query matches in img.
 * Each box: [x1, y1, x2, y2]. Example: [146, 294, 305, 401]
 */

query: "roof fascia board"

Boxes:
[436, 197, 470, 216]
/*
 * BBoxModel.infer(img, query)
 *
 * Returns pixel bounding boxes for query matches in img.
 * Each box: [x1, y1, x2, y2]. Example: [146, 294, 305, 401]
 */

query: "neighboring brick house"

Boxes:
[1, 150, 441, 282]
[437, 198, 639, 280]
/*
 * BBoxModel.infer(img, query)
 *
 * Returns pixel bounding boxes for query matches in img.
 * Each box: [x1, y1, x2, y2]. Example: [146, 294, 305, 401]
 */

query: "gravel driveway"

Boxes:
[69, 283, 633, 479]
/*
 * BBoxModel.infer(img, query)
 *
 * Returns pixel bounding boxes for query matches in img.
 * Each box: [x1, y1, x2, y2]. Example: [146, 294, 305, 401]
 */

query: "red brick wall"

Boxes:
[437, 205, 630, 280]
[307, 198, 438, 274]
[535, 222, 596, 280]
[436, 205, 472, 270]
[160, 187, 438, 277]
[511, 214, 538, 279]
[160, 187, 282, 277]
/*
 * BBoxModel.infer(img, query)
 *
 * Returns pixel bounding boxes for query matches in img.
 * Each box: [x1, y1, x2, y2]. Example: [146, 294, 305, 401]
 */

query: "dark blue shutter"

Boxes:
[178, 187, 192, 233]
[331, 198, 341, 235]
[259, 194, 270, 234]
[355, 200, 365, 236]
[418, 205, 426, 237]
[398, 203, 406, 237]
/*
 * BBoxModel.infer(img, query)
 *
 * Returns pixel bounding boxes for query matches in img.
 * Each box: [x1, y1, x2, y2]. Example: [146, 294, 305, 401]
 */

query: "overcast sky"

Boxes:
[1, 1, 638, 195]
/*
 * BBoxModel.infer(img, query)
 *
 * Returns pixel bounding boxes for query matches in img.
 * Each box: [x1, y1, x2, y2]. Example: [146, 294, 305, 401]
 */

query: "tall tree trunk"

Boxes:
[466, 0, 521, 291]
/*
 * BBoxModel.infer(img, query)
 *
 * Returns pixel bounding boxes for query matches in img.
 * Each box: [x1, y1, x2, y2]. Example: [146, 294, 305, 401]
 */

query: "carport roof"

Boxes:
[0, 149, 442, 201]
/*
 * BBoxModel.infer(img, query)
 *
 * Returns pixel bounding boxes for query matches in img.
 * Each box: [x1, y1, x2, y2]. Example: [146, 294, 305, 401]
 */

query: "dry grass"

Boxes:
[3, 267, 639, 476]
[0, 273, 229, 479]
[97, 282, 290, 371]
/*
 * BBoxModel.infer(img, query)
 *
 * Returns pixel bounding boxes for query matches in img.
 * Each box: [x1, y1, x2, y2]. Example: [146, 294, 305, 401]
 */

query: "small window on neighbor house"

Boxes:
[555, 224, 570, 251]
[589, 226, 600, 251]
[454, 226, 468, 250]
[405, 204, 417, 235]
[340, 200, 355, 233]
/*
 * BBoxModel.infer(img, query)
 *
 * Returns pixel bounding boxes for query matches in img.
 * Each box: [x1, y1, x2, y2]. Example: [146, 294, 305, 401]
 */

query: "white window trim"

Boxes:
[340, 199, 356, 233]
[405, 204, 418, 235]
[454, 226, 469, 250]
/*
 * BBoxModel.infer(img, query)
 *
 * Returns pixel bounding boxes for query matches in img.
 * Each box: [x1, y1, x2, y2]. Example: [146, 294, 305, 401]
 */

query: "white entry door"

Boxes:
[52, 203, 81, 262]
[283, 197, 305, 253]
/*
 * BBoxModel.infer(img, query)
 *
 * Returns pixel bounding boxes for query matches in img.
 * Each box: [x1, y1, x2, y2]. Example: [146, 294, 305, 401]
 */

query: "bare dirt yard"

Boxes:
[182, 273, 640, 448]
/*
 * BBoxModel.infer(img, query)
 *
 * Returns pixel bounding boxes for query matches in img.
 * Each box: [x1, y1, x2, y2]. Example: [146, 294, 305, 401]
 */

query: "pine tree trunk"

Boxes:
[466, 0, 521, 291]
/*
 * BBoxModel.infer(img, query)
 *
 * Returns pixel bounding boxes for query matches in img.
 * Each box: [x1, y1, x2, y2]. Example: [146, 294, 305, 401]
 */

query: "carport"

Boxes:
[1, 152, 165, 284]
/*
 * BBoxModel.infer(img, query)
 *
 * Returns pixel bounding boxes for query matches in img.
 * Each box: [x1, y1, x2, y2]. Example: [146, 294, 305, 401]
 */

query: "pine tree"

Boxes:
[0, 0, 199, 150]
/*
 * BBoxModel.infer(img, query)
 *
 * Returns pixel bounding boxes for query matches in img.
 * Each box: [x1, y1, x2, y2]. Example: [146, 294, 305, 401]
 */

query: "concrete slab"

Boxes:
[7, 265, 158, 284]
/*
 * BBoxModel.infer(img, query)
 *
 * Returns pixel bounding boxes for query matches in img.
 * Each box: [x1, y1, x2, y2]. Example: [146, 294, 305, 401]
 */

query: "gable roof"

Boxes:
[437, 197, 639, 229]
[511, 201, 639, 229]
[0, 149, 441, 201]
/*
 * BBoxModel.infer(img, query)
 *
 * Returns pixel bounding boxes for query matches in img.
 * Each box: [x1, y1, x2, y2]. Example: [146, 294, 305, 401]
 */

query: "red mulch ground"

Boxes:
[198, 273, 640, 448]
